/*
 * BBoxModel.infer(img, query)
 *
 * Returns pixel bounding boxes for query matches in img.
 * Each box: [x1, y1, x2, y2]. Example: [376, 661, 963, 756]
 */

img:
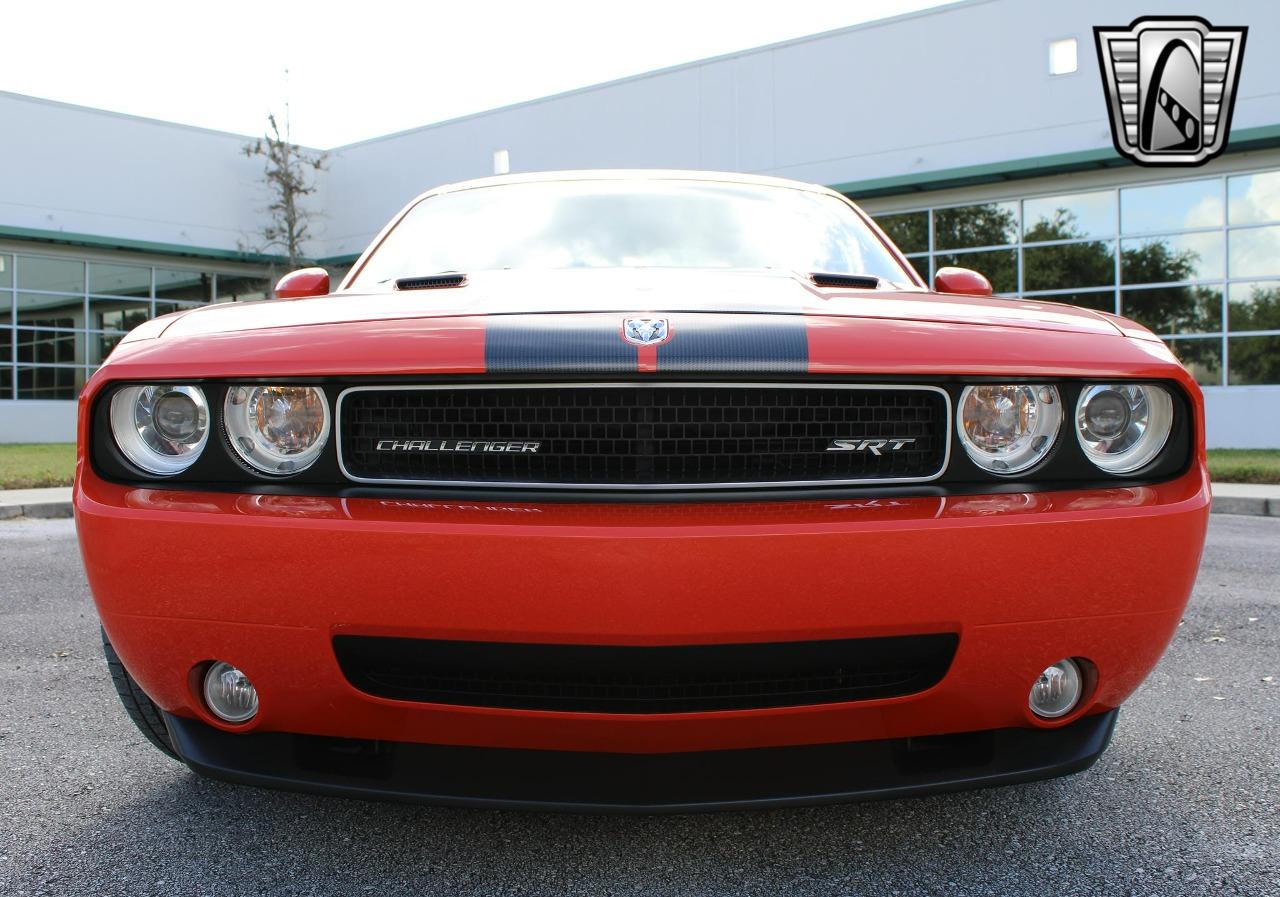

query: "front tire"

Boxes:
[101, 628, 179, 760]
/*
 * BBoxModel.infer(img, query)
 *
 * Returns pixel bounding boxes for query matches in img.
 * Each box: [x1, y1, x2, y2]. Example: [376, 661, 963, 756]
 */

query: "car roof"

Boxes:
[423, 169, 845, 200]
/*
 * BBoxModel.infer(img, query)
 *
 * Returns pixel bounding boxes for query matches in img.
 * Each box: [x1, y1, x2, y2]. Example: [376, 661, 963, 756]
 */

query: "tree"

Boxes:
[243, 113, 327, 271]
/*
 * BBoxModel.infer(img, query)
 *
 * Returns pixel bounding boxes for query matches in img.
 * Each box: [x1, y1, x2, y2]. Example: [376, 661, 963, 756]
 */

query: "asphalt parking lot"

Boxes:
[1, 516, 1277, 896]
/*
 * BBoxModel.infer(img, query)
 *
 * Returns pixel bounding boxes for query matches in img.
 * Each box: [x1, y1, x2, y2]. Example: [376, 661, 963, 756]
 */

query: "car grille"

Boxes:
[332, 634, 959, 714]
[337, 383, 949, 489]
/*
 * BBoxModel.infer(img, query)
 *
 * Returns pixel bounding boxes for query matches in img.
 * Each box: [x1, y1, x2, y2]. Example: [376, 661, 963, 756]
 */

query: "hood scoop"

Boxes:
[396, 273, 468, 291]
[810, 272, 881, 290]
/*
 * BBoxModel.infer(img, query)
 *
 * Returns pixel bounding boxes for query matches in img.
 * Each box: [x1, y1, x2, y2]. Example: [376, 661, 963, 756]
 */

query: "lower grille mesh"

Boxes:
[338, 384, 948, 488]
[333, 634, 959, 714]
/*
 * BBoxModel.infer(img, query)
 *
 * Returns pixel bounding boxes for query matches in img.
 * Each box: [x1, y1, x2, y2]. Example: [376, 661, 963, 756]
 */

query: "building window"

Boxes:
[1048, 38, 1077, 76]
[868, 167, 1280, 386]
[0, 251, 267, 400]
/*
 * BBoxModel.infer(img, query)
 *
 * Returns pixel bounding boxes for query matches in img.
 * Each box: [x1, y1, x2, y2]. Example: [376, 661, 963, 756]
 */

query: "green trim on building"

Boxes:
[832, 124, 1280, 199]
[0, 224, 286, 266]
[317, 252, 361, 267]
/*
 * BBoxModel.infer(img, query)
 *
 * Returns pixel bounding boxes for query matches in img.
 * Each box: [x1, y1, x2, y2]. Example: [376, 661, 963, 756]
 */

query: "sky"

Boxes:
[0, 0, 950, 148]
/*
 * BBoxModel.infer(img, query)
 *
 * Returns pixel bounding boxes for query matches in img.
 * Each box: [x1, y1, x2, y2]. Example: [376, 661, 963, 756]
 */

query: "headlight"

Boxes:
[957, 384, 1062, 475]
[109, 385, 209, 475]
[224, 385, 330, 475]
[1076, 384, 1173, 474]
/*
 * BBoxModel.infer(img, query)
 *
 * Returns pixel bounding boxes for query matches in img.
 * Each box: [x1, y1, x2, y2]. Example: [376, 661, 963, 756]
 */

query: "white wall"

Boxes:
[0, 401, 75, 444]
[1203, 387, 1280, 448]
[0, 92, 317, 256]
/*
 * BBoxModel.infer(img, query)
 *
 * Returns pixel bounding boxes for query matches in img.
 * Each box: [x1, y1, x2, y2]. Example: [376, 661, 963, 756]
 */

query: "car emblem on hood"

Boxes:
[622, 318, 671, 346]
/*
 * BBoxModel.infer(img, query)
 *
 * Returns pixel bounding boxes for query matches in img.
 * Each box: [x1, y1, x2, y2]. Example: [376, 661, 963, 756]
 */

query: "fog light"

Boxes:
[1028, 658, 1083, 719]
[202, 662, 259, 723]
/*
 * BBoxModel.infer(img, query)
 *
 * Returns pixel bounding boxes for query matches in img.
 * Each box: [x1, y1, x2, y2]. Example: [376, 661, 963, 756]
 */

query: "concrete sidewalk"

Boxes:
[0, 487, 73, 520]
[3, 483, 1278, 520]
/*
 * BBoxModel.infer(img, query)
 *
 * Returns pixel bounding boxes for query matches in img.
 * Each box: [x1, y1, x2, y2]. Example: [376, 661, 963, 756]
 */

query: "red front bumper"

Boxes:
[77, 466, 1209, 754]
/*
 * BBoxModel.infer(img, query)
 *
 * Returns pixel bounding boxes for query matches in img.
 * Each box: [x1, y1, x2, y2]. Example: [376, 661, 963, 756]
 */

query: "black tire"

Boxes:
[101, 628, 179, 760]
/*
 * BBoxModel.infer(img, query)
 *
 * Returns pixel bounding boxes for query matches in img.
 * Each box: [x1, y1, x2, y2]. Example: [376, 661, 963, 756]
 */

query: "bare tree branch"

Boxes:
[243, 113, 327, 273]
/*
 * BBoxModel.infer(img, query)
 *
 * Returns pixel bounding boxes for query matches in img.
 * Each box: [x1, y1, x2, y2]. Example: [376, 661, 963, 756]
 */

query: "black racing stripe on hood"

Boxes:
[656, 315, 808, 373]
[485, 316, 637, 373]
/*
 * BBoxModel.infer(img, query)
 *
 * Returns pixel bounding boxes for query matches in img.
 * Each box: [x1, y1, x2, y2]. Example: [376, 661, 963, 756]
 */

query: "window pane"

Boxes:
[16, 293, 81, 327]
[905, 255, 929, 281]
[1034, 291, 1116, 313]
[934, 202, 1018, 250]
[89, 297, 151, 332]
[0, 254, 11, 288]
[1228, 282, 1280, 333]
[0, 292, 11, 327]
[89, 332, 124, 365]
[155, 269, 213, 302]
[1024, 190, 1115, 241]
[1228, 224, 1280, 279]
[154, 300, 203, 317]
[1023, 242, 1115, 291]
[1165, 338, 1222, 386]
[874, 212, 928, 254]
[934, 249, 1016, 293]
[0, 326, 10, 363]
[1228, 335, 1280, 385]
[17, 365, 82, 400]
[17, 256, 84, 293]
[1121, 285, 1222, 335]
[0, 365, 11, 399]
[1120, 232, 1224, 284]
[1227, 171, 1280, 226]
[1121, 178, 1222, 233]
[217, 275, 271, 302]
[90, 263, 151, 298]
[16, 328, 83, 365]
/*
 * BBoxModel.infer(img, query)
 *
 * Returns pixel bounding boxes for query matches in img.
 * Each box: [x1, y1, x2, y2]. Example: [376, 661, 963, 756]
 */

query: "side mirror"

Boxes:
[274, 267, 330, 299]
[933, 266, 993, 297]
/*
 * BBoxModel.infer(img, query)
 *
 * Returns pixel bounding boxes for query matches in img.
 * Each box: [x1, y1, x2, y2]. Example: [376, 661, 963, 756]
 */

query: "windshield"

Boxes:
[348, 179, 914, 287]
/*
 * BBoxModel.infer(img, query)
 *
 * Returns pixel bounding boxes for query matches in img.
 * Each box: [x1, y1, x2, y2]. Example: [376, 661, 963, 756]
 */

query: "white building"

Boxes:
[2, 0, 1277, 445]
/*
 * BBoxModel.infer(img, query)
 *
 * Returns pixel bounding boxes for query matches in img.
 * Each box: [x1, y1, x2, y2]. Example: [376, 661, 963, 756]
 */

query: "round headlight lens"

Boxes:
[224, 385, 330, 475]
[1076, 384, 1173, 474]
[957, 384, 1062, 474]
[109, 385, 209, 475]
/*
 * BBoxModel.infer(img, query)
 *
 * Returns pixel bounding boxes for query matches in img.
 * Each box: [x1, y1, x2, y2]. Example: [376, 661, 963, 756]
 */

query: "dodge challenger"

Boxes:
[76, 171, 1210, 811]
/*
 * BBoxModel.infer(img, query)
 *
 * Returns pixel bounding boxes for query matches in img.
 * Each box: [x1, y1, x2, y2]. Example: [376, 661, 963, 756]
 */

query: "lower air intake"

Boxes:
[333, 633, 959, 714]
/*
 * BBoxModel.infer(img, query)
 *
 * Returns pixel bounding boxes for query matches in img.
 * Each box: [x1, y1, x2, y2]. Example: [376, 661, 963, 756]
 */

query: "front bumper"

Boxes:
[163, 708, 1119, 812]
[79, 466, 1208, 757]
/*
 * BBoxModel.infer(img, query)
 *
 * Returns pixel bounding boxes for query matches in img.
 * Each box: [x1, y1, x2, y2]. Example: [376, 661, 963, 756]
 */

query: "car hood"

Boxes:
[149, 268, 1129, 340]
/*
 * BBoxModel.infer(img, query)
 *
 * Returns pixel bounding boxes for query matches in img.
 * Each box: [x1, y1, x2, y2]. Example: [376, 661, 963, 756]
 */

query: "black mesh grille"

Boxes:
[338, 384, 948, 488]
[333, 634, 958, 713]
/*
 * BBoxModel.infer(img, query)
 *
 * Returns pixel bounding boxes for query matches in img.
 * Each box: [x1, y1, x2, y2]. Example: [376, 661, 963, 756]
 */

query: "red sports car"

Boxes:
[77, 171, 1209, 811]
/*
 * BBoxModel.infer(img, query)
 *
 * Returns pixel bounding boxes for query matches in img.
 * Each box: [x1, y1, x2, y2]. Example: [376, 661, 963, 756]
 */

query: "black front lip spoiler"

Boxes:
[163, 710, 1118, 814]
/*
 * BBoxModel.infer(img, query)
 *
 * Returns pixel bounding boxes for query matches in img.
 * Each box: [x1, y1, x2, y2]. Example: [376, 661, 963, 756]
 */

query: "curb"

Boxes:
[1210, 495, 1279, 517]
[0, 501, 74, 520]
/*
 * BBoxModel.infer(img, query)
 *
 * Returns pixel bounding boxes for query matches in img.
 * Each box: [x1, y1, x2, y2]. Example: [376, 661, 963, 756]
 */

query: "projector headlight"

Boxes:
[957, 384, 1062, 475]
[1076, 384, 1173, 474]
[224, 385, 330, 475]
[109, 385, 209, 475]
